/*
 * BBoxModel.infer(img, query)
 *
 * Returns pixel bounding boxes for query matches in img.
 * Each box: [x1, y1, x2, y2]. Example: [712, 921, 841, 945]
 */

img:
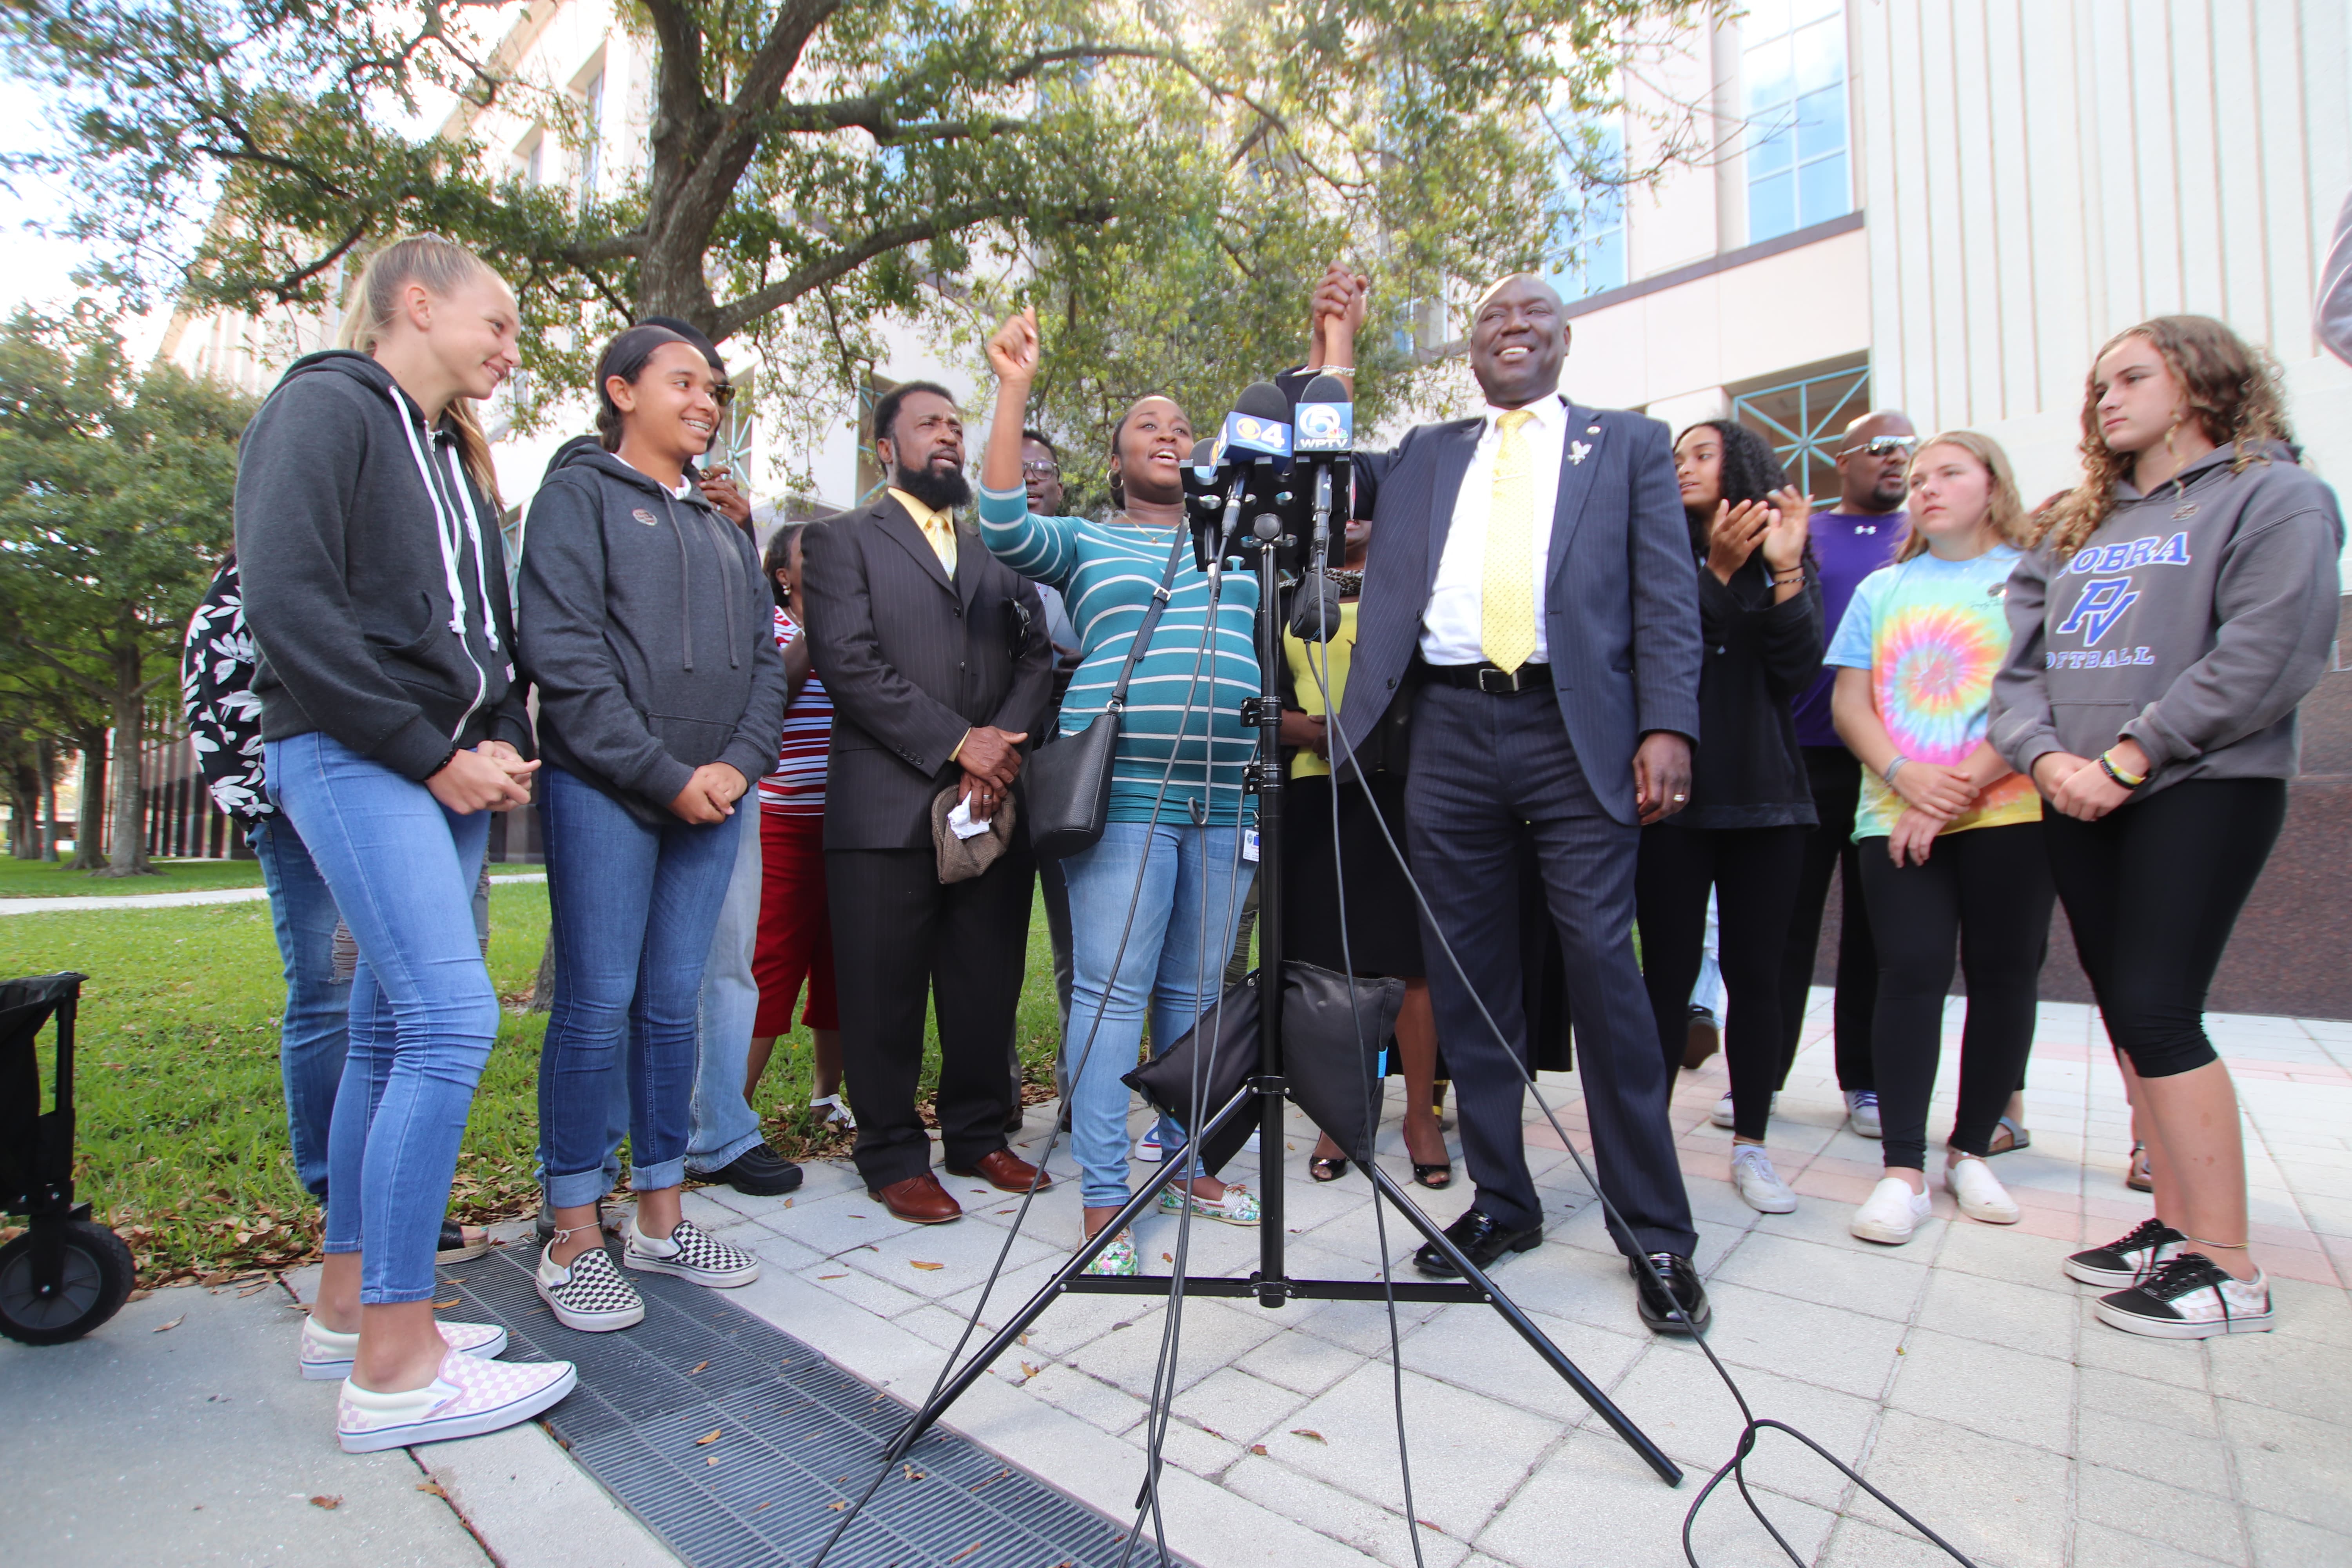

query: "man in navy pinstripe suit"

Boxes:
[1323, 271, 1713, 1334]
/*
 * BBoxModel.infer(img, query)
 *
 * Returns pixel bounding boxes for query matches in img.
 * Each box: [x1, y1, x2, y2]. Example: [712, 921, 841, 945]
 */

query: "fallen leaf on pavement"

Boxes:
[902, 1465, 926, 1482]
[309, 1495, 341, 1510]
[1019, 1361, 1041, 1379]
[154, 1314, 185, 1333]
[694, 1429, 722, 1446]
[827, 1501, 847, 1512]
[754, 1501, 771, 1512]
[819, 1273, 848, 1279]
[948, 1544, 983, 1564]
[432, 1298, 459, 1308]
[910, 1260, 944, 1270]
[688, 1361, 709, 1374]
[1290, 1429, 1326, 1443]
[706, 1456, 720, 1467]
[1250, 1445, 1267, 1455]
[416, 1483, 446, 1498]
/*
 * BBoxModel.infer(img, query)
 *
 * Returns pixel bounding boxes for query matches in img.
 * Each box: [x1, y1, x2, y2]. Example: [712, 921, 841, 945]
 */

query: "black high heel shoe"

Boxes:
[1412, 1160, 1452, 1189]
[1309, 1153, 1349, 1182]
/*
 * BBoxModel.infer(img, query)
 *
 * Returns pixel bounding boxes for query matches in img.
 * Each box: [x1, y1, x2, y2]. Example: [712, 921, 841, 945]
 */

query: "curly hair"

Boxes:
[2035, 315, 2294, 557]
[1675, 420, 1787, 553]
[1893, 431, 2030, 562]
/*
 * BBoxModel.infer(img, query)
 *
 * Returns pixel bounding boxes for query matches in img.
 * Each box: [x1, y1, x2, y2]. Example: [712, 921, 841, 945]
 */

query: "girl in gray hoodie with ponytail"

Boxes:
[1990, 315, 2343, 1341]
[517, 324, 787, 1334]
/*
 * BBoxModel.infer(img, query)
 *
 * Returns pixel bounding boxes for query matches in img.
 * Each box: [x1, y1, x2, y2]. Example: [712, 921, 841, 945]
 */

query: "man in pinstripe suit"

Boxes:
[799, 383, 1056, 1225]
[1324, 272, 1713, 1334]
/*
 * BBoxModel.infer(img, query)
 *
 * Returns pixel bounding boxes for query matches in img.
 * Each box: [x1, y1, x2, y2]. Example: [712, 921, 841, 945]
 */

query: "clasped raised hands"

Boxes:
[987, 307, 1042, 384]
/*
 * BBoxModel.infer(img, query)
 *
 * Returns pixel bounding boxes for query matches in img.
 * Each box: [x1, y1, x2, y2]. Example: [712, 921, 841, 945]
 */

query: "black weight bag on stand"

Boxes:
[1, 971, 136, 1345]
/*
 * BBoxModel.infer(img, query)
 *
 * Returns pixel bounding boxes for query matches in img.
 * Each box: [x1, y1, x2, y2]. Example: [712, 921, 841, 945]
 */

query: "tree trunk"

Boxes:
[38, 739, 59, 861]
[100, 653, 154, 877]
[6, 760, 36, 858]
[528, 932, 558, 1013]
[71, 724, 107, 870]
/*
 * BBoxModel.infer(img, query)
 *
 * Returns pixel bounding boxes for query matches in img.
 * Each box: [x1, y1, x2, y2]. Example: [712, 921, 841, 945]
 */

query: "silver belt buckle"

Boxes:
[1477, 666, 1519, 694]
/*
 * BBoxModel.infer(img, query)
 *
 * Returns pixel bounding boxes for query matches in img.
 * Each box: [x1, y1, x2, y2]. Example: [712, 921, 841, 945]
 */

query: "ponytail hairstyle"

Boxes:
[592, 323, 692, 452]
[2035, 315, 2294, 559]
[1893, 430, 2029, 563]
[336, 234, 507, 510]
[763, 522, 807, 603]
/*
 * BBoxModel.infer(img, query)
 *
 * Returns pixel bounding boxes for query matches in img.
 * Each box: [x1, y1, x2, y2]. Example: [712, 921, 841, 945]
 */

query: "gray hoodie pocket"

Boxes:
[647, 711, 731, 769]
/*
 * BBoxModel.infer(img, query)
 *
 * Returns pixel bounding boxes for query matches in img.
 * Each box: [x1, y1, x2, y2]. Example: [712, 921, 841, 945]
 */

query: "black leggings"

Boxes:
[1777, 747, 1876, 1092]
[2043, 778, 2286, 1080]
[1636, 822, 1808, 1142]
[1857, 821, 2054, 1171]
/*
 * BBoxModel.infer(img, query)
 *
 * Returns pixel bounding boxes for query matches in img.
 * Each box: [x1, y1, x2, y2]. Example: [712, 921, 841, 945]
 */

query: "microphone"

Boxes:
[1293, 372, 1354, 572]
[1220, 381, 1294, 471]
[1195, 381, 1294, 570]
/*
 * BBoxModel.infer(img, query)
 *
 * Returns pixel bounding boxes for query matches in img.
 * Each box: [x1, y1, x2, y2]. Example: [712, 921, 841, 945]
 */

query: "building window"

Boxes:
[1545, 119, 1626, 300]
[1742, 0, 1849, 243]
[710, 367, 756, 483]
[578, 69, 605, 200]
[1728, 354, 1869, 505]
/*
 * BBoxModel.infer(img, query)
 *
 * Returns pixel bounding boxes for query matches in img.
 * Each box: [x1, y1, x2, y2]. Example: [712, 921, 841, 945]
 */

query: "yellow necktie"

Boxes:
[1481, 409, 1538, 673]
[890, 488, 958, 575]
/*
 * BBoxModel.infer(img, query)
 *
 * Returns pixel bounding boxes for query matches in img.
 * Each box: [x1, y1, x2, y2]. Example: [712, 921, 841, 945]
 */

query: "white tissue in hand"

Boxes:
[947, 795, 991, 840]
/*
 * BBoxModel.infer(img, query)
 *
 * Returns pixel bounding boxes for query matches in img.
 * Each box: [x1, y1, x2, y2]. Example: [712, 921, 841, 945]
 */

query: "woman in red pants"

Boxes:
[746, 523, 847, 1124]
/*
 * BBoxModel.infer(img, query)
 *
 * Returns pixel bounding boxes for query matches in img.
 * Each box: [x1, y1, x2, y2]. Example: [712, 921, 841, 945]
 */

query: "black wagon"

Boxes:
[0, 971, 136, 1344]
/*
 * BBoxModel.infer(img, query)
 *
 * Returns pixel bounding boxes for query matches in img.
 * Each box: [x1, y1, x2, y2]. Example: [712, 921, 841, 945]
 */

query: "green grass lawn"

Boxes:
[0, 855, 270, 897]
[1, 881, 1065, 1283]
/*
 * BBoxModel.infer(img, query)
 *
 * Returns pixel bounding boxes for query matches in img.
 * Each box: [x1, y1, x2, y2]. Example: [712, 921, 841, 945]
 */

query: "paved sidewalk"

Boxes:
[0, 872, 546, 917]
[676, 991, 2352, 1568]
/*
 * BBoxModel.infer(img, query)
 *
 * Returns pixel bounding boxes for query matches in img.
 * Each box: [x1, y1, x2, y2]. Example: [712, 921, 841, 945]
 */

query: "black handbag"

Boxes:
[1023, 529, 1191, 860]
[1123, 962, 1406, 1175]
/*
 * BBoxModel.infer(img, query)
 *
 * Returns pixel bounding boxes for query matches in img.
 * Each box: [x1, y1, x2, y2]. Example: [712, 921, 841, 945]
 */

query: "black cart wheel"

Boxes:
[0, 1221, 138, 1345]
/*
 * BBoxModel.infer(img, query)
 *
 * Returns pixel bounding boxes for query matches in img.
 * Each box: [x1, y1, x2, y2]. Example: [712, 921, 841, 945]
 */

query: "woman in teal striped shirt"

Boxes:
[978, 308, 1261, 1277]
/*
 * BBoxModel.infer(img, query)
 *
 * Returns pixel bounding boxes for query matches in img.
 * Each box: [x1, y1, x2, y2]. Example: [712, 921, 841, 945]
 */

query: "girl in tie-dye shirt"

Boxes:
[1825, 432, 2052, 1251]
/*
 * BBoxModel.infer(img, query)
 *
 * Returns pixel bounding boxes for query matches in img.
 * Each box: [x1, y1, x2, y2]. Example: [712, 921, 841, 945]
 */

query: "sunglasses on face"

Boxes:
[1021, 459, 1060, 478]
[1843, 436, 1915, 459]
[710, 382, 736, 407]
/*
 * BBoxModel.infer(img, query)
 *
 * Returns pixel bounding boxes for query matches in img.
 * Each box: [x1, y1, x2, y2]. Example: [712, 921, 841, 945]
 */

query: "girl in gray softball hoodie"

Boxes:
[1987, 316, 2343, 1344]
[516, 324, 786, 1329]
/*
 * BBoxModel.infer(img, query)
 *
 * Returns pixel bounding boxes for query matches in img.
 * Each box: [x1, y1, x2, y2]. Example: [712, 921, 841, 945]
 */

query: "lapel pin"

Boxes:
[1569, 441, 1592, 466]
[1585, 424, 1601, 435]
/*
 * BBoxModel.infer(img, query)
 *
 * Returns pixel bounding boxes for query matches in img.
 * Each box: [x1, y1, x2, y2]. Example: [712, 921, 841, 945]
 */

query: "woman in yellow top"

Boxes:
[1279, 513, 1451, 1188]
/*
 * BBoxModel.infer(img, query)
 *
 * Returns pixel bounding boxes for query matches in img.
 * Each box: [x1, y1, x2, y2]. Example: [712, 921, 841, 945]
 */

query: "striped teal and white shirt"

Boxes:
[977, 484, 1259, 826]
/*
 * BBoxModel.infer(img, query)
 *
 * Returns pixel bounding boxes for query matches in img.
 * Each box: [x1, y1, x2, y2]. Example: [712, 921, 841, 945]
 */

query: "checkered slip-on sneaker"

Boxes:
[622, 1218, 760, 1289]
[537, 1242, 645, 1332]
[299, 1313, 508, 1381]
[2094, 1253, 2273, 1339]
[337, 1349, 576, 1454]
[2064, 1217, 2186, 1288]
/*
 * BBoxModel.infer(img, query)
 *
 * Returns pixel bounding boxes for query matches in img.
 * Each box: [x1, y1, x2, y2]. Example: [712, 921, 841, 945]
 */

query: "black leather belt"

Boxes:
[1423, 661, 1553, 694]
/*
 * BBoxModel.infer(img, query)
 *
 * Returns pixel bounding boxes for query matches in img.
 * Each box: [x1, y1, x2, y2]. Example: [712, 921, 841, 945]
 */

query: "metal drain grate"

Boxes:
[438, 1245, 1156, 1568]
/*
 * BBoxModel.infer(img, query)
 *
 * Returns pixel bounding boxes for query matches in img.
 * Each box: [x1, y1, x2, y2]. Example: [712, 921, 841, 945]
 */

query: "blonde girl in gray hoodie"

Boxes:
[1990, 315, 2344, 1339]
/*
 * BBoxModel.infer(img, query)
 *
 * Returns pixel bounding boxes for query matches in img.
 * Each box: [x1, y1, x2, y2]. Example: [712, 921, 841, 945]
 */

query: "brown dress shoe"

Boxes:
[946, 1148, 1053, 1194]
[871, 1171, 963, 1224]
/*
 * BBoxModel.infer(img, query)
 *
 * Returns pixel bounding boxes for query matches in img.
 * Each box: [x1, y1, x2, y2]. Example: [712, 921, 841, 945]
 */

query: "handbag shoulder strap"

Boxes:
[1104, 528, 1192, 715]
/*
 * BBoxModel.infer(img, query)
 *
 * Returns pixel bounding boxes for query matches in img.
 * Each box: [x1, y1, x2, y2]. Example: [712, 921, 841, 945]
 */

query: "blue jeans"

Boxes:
[267, 733, 499, 1305]
[249, 814, 352, 1202]
[687, 791, 766, 1174]
[1060, 822, 1255, 1209]
[537, 767, 742, 1209]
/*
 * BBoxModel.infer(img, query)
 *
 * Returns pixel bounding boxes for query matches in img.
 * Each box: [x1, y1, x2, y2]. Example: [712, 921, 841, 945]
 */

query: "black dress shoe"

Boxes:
[1413, 1209, 1543, 1278]
[1630, 1251, 1711, 1335]
[703, 1144, 806, 1197]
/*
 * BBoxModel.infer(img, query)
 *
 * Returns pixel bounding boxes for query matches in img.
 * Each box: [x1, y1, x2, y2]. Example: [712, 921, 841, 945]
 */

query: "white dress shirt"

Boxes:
[1418, 394, 1570, 665]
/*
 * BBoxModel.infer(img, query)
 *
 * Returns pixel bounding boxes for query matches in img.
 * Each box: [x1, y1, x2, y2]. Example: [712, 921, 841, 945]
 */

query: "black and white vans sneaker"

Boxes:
[2064, 1217, 2185, 1288]
[623, 1218, 760, 1289]
[2094, 1252, 2273, 1339]
[536, 1241, 645, 1332]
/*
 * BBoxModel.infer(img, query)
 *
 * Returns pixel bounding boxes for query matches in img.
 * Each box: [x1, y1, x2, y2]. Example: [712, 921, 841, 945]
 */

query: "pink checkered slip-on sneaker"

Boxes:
[336, 1349, 576, 1454]
[299, 1313, 508, 1381]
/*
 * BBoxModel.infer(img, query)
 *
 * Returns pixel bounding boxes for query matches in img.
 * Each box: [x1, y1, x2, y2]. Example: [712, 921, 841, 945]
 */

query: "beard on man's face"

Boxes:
[893, 458, 971, 512]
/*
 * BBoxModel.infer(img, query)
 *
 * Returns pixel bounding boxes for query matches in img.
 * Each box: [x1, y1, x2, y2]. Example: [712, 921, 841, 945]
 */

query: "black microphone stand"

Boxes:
[881, 461, 1680, 1490]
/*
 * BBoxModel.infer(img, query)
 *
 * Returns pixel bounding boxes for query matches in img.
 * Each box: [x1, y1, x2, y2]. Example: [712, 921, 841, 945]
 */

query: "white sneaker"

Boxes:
[1730, 1145, 1797, 1214]
[811, 1093, 855, 1128]
[623, 1218, 760, 1289]
[1850, 1176, 1932, 1245]
[1845, 1090, 1882, 1139]
[537, 1241, 644, 1332]
[1710, 1091, 1775, 1131]
[1944, 1156, 2021, 1225]
[299, 1313, 508, 1381]
[1133, 1126, 1164, 1162]
[337, 1349, 575, 1454]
